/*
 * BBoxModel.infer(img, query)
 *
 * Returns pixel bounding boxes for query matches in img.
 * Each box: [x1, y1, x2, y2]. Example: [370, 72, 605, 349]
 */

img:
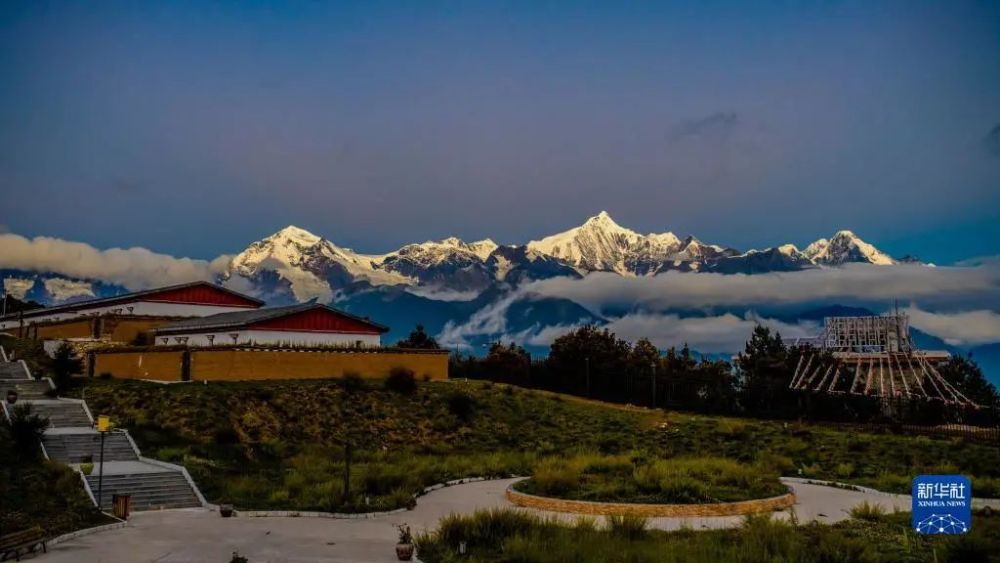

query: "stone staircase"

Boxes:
[0, 379, 52, 401]
[25, 400, 94, 428]
[86, 468, 203, 511]
[1, 346, 206, 513]
[0, 360, 31, 380]
[42, 430, 139, 463]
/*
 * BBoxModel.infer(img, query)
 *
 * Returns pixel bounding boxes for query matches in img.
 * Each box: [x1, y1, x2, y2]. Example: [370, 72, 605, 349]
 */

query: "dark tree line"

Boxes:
[449, 324, 1000, 428]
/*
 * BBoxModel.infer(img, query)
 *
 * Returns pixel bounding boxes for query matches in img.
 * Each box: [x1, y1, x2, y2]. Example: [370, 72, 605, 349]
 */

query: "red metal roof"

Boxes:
[156, 303, 389, 335]
[0, 281, 264, 321]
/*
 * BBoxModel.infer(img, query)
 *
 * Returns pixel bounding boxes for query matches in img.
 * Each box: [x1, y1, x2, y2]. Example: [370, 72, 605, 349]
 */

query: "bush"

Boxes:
[447, 391, 476, 422]
[532, 458, 583, 495]
[384, 368, 417, 395]
[606, 514, 648, 540]
[849, 501, 885, 522]
[9, 404, 48, 461]
[434, 508, 540, 550]
[341, 372, 366, 393]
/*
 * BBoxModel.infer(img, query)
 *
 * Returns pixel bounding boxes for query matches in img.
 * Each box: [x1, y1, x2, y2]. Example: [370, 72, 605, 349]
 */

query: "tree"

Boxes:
[629, 338, 660, 371]
[736, 325, 795, 414]
[547, 325, 631, 396]
[9, 404, 48, 461]
[484, 342, 531, 384]
[51, 342, 83, 391]
[1, 294, 43, 316]
[938, 355, 999, 409]
[395, 324, 440, 349]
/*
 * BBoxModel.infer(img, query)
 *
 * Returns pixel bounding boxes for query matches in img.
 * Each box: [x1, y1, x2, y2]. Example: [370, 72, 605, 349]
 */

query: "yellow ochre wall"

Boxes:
[31, 319, 95, 340]
[91, 349, 449, 382]
[15, 316, 177, 343]
[93, 351, 186, 381]
[190, 349, 448, 381]
[103, 318, 173, 344]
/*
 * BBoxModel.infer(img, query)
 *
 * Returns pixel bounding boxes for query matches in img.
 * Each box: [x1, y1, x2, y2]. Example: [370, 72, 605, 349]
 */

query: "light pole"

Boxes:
[96, 415, 110, 509]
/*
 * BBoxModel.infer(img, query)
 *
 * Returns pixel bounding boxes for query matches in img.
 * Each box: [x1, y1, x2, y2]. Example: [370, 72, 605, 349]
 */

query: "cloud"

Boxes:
[441, 304, 820, 355]
[438, 263, 1000, 352]
[672, 112, 740, 141]
[604, 312, 817, 354]
[983, 123, 1000, 158]
[523, 264, 1000, 313]
[437, 291, 524, 349]
[0, 233, 232, 291]
[904, 306, 1000, 346]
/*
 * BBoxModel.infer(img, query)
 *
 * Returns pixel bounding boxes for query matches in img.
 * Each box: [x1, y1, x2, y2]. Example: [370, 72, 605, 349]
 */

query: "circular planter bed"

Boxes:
[506, 483, 795, 517]
[507, 455, 795, 517]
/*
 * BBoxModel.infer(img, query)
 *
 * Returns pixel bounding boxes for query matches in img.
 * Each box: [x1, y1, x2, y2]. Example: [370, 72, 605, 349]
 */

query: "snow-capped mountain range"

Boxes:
[216, 211, 906, 303]
[2, 211, 908, 307]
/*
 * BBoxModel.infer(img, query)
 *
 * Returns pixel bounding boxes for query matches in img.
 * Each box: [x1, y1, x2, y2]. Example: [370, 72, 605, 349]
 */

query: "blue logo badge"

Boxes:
[912, 475, 971, 534]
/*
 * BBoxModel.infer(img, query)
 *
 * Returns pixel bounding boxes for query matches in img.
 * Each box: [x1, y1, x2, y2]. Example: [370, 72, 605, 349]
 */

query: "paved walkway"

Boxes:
[37, 477, 928, 562]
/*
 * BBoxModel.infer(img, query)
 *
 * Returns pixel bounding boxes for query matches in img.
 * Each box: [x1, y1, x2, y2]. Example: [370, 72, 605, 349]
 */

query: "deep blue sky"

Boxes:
[2, 1, 998, 263]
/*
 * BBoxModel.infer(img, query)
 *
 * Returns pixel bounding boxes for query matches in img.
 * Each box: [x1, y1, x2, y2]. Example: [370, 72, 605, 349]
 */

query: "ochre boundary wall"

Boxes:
[93, 350, 186, 381]
[7, 315, 181, 343]
[505, 484, 796, 517]
[92, 347, 448, 382]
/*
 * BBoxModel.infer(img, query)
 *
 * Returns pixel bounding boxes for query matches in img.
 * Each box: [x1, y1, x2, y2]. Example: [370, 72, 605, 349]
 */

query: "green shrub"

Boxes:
[9, 404, 48, 461]
[341, 372, 366, 393]
[435, 508, 541, 550]
[849, 501, 885, 522]
[384, 368, 417, 395]
[532, 458, 583, 495]
[447, 391, 476, 422]
[606, 514, 648, 540]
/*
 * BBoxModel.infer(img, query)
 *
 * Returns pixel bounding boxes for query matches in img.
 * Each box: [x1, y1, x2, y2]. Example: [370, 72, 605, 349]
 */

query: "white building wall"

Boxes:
[0, 301, 256, 331]
[155, 330, 381, 348]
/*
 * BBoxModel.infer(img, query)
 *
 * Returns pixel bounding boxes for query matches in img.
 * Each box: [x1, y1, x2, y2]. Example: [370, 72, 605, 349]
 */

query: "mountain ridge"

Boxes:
[4, 211, 913, 307]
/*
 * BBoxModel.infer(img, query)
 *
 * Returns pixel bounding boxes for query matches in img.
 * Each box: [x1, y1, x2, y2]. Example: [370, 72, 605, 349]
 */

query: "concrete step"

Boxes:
[0, 362, 30, 380]
[23, 401, 91, 428]
[86, 471, 201, 511]
[0, 380, 52, 401]
[43, 432, 138, 463]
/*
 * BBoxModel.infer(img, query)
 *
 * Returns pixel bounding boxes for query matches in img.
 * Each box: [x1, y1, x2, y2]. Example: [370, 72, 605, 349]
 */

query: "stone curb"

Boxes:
[506, 483, 796, 517]
[236, 476, 501, 519]
[48, 520, 128, 547]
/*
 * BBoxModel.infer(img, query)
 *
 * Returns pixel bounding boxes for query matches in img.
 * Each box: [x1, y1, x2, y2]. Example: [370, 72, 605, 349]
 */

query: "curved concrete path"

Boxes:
[32, 478, 949, 562]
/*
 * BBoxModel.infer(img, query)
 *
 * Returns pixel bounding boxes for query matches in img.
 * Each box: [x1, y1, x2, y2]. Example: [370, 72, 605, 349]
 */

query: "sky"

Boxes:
[1, 1, 998, 264]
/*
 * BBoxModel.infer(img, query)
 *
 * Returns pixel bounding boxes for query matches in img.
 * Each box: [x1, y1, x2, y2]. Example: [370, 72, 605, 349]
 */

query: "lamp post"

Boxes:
[96, 415, 111, 509]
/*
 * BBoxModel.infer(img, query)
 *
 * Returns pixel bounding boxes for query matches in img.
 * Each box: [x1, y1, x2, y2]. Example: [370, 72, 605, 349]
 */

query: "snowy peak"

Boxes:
[225, 225, 410, 303]
[527, 211, 648, 273]
[270, 225, 322, 246]
[216, 214, 908, 306]
[804, 230, 895, 265]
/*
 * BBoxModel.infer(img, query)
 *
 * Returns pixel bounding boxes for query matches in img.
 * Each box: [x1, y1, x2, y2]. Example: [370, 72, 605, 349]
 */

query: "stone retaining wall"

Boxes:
[506, 485, 796, 517]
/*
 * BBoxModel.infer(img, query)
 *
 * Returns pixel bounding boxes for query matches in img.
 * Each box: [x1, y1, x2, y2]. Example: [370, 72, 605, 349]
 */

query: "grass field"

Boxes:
[78, 377, 1000, 512]
[415, 507, 1000, 563]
